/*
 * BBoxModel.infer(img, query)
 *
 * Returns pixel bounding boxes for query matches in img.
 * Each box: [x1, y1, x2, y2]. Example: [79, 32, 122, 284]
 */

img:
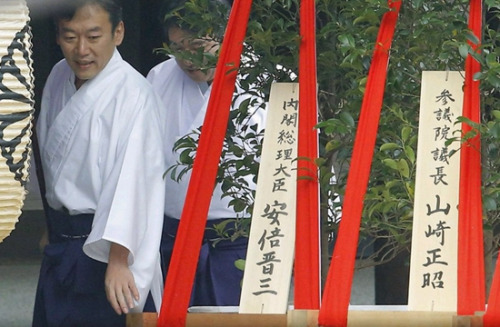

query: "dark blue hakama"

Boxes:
[160, 216, 248, 307]
[32, 208, 125, 327]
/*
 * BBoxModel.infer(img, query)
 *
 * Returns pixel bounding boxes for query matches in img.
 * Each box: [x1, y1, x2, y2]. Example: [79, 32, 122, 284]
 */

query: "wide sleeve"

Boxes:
[83, 90, 166, 268]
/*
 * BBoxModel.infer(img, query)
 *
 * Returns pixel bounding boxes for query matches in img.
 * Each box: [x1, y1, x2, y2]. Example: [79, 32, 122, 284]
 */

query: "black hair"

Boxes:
[52, 0, 123, 33]
[159, 0, 230, 42]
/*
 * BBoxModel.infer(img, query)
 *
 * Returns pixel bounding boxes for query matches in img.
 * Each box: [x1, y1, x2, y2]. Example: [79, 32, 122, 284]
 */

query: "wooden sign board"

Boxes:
[408, 71, 464, 311]
[239, 83, 299, 314]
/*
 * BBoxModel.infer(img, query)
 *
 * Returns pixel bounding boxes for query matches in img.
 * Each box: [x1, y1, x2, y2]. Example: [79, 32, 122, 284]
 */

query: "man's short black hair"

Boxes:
[52, 0, 123, 32]
[160, 0, 230, 41]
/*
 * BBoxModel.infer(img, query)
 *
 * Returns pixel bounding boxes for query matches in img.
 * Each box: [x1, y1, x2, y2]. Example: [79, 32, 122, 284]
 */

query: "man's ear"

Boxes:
[113, 21, 125, 46]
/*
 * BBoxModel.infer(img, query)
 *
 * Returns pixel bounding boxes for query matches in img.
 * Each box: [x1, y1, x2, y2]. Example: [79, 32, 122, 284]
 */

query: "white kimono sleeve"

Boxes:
[83, 90, 166, 310]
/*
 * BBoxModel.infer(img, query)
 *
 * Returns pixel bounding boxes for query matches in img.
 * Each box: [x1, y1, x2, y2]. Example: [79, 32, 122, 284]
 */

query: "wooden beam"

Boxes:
[126, 310, 485, 327]
[126, 313, 158, 327]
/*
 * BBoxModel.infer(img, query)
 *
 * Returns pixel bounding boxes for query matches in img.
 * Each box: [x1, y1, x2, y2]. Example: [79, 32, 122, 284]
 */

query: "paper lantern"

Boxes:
[0, 0, 35, 243]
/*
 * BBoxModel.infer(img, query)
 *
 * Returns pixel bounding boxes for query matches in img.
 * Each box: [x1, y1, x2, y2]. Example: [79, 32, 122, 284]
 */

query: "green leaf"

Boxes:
[465, 31, 480, 45]
[338, 34, 355, 48]
[397, 159, 410, 178]
[234, 259, 246, 271]
[491, 110, 500, 120]
[486, 73, 500, 88]
[483, 196, 497, 211]
[382, 158, 398, 170]
[179, 149, 194, 165]
[339, 111, 355, 127]
[380, 143, 399, 151]
[488, 122, 500, 138]
[459, 44, 469, 58]
[401, 126, 412, 143]
[404, 145, 416, 164]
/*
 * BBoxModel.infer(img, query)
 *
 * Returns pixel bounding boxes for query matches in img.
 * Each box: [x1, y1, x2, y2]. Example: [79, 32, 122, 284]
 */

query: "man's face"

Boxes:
[167, 26, 219, 83]
[56, 4, 124, 89]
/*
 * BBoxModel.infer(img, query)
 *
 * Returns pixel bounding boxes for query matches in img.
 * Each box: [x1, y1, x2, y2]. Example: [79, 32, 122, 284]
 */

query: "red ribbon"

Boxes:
[458, 0, 485, 318]
[294, 0, 321, 310]
[317, 1, 401, 326]
[157, 1, 252, 325]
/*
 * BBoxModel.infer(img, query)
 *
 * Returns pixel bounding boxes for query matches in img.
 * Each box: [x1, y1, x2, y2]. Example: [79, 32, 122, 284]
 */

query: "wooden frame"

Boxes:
[127, 309, 485, 327]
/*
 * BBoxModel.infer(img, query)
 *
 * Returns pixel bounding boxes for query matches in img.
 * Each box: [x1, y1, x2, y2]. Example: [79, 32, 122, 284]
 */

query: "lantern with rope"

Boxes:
[0, 0, 35, 244]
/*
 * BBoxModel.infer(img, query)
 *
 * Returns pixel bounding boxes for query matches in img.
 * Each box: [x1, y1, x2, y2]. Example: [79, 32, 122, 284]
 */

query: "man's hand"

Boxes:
[105, 243, 139, 315]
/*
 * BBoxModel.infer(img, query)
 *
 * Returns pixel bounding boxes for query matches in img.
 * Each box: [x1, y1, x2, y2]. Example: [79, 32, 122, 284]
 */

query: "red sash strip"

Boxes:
[157, 1, 252, 325]
[294, 0, 321, 310]
[458, 0, 485, 317]
[317, 1, 401, 326]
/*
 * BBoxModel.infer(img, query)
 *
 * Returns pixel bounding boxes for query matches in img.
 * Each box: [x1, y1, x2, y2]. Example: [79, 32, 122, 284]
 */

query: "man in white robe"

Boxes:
[33, 1, 165, 326]
[146, 0, 266, 306]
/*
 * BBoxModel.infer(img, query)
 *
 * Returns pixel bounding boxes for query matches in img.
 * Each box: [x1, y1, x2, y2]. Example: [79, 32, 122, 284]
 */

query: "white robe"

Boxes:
[37, 49, 166, 311]
[146, 58, 266, 220]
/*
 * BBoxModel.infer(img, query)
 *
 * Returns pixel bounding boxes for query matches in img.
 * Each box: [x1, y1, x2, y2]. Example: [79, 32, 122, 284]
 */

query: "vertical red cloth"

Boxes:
[317, 1, 401, 326]
[294, 0, 321, 310]
[157, 1, 252, 326]
[458, 0, 485, 318]
[485, 257, 500, 326]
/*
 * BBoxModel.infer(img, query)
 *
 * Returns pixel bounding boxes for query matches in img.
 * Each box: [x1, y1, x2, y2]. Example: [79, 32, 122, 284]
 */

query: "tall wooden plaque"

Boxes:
[239, 83, 298, 314]
[408, 71, 464, 311]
